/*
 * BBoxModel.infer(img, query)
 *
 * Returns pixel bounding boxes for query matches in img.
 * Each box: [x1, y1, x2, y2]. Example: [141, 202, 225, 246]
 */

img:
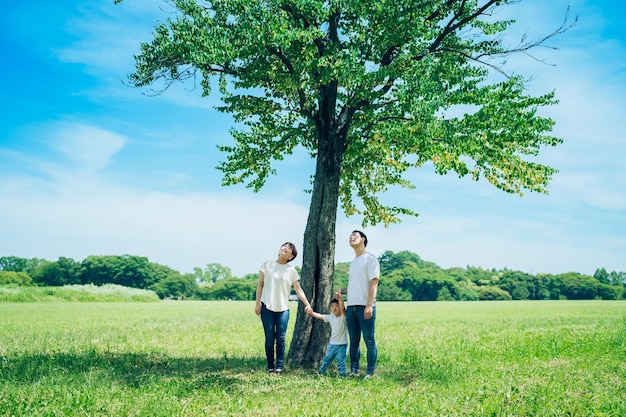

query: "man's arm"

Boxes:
[364, 278, 379, 320]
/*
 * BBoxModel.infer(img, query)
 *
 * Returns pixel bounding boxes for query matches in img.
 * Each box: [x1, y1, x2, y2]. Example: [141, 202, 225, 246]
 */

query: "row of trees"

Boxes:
[0, 255, 240, 300]
[1, 253, 624, 301]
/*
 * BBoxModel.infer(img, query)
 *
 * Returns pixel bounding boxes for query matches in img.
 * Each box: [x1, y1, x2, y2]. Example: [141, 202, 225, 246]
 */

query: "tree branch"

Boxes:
[266, 45, 312, 117]
[440, 6, 576, 78]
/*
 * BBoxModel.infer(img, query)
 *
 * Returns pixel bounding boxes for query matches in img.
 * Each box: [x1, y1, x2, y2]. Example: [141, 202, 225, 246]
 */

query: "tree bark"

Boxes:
[287, 85, 344, 368]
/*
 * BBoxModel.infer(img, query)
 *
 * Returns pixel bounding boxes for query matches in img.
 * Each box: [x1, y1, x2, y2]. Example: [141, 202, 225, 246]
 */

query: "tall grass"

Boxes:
[0, 300, 624, 416]
[0, 284, 159, 302]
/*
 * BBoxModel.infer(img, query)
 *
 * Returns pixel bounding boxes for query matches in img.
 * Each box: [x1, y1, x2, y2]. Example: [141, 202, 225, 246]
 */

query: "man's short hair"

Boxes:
[353, 230, 368, 247]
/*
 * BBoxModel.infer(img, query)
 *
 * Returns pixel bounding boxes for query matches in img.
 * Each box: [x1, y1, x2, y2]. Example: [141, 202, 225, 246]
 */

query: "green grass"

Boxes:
[1, 301, 624, 416]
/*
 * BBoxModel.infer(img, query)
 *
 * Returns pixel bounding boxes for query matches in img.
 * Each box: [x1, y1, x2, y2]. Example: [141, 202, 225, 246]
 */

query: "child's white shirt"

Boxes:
[322, 313, 348, 345]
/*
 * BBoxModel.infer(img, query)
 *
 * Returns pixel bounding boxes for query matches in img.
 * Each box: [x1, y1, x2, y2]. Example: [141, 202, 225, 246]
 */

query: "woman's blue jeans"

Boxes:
[260, 303, 290, 371]
[346, 305, 377, 375]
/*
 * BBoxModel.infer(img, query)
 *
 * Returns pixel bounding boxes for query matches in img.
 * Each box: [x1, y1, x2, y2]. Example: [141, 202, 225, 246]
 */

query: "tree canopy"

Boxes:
[121, 0, 568, 220]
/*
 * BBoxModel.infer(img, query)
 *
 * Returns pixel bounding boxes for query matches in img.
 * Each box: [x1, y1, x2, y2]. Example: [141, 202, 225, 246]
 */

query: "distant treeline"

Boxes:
[1, 252, 624, 301]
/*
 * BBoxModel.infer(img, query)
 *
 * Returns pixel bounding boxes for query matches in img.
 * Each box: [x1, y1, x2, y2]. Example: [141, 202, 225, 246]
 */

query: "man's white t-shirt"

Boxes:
[259, 260, 299, 312]
[347, 252, 380, 307]
[322, 313, 348, 345]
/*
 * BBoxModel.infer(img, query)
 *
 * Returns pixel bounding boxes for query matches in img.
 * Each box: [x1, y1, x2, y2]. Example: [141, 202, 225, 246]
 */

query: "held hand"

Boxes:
[304, 305, 312, 315]
[335, 290, 342, 299]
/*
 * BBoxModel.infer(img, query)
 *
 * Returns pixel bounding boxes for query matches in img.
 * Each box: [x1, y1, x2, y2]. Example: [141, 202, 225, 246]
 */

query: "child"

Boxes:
[307, 290, 348, 376]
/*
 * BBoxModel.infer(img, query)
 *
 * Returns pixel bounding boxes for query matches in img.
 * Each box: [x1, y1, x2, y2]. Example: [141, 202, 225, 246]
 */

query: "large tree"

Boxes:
[116, 0, 571, 367]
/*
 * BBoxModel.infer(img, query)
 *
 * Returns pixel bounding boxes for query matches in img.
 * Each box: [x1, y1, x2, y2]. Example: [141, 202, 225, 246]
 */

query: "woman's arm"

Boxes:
[255, 272, 264, 316]
[292, 280, 312, 313]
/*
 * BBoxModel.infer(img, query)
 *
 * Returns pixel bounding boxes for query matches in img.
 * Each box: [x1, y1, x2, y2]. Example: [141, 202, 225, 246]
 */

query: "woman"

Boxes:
[255, 242, 312, 374]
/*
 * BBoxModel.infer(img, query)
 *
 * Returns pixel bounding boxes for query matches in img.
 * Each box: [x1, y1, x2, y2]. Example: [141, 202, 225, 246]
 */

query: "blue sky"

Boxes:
[1, 0, 624, 277]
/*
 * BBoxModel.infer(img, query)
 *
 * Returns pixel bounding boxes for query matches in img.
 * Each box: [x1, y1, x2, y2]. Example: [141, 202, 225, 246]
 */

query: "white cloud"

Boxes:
[552, 172, 626, 212]
[339, 208, 625, 276]
[0, 175, 310, 276]
[49, 123, 126, 169]
[0, 121, 307, 276]
[4, 122, 128, 192]
[56, 0, 171, 74]
[54, 0, 222, 111]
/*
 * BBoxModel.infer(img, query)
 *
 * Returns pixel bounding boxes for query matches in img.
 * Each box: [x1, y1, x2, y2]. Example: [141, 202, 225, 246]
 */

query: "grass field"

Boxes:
[1, 300, 624, 416]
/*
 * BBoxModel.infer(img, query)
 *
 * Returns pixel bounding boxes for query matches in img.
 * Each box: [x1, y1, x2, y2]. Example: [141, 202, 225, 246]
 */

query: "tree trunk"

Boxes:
[287, 86, 344, 367]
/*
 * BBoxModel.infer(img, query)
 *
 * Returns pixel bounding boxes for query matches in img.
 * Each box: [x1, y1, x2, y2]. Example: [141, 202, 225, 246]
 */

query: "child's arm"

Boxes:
[306, 308, 325, 321]
[335, 290, 346, 316]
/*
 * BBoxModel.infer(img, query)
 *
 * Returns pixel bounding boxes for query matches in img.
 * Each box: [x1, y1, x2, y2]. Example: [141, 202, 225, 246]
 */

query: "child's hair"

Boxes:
[330, 298, 339, 306]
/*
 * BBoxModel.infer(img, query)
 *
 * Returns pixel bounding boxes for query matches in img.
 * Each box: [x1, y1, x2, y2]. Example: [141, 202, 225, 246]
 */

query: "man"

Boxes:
[342, 230, 380, 378]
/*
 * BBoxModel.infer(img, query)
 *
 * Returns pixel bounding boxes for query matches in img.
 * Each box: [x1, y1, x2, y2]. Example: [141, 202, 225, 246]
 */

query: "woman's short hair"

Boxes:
[282, 242, 298, 262]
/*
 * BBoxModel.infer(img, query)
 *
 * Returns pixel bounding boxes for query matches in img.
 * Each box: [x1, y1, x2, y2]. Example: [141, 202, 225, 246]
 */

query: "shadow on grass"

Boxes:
[0, 350, 267, 390]
[1, 350, 456, 391]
